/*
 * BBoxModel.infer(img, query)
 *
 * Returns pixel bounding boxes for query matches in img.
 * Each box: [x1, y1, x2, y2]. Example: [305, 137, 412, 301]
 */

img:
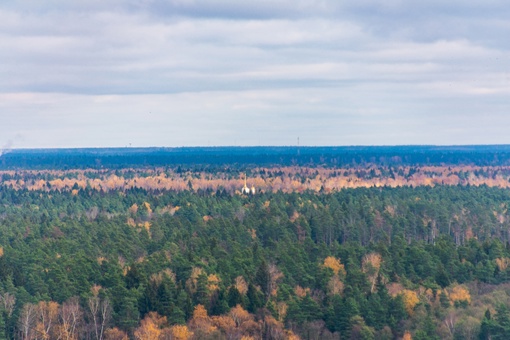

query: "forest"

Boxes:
[2, 147, 510, 339]
[4, 145, 510, 169]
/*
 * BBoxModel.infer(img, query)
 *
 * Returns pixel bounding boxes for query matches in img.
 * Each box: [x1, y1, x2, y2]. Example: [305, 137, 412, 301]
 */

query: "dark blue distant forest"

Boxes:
[3, 145, 510, 169]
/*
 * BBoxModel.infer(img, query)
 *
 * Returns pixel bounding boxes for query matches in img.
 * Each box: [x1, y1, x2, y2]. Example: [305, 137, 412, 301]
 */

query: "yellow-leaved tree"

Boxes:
[104, 327, 129, 340]
[449, 285, 471, 306]
[134, 312, 167, 340]
[323, 256, 346, 276]
[323, 256, 346, 297]
[401, 290, 419, 315]
[189, 304, 217, 335]
[170, 325, 192, 340]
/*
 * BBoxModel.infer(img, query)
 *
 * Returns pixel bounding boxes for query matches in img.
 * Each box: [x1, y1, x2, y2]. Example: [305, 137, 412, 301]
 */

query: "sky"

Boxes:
[1, 0, 509, 148]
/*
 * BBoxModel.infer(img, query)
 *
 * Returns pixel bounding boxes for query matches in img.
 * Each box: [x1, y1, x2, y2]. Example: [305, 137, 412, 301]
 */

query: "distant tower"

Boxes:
[242, 173, 255, 194]
[242, 173, 250, 194]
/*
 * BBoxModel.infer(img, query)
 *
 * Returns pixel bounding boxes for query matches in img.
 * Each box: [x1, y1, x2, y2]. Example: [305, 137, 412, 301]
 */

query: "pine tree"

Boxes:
[480, 309, 496, 340]
[325, 294, 343, 332]
[209, 288, 229, 316]
[365, 293, 386, 329]
[246, 283, 263, 313]
[193, 273, 209, 308]
[300, 295, 322, 322]
[115, 293, 140, 332]
[157, 277, 176, 317]
[227, 287, 243, 308]
[0, 313, 7, 340]
[439, 291, 450, 309]
[494, 304, 510, 339]
[338, 297, 360, 336]
[387, 294, 406, 331]
[414, 311, 439, 340]
[255, 260, 270, 299]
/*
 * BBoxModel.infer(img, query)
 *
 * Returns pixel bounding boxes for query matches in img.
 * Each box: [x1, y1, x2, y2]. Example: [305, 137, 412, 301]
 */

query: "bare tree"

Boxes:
[443, 309, 458, 337]
[88, 296, 111, 340]
[58, 297, 82, 340]
[0, 292, 16, 317]
[18, 303, 37, 340]
[267, 264, 284, 299]
[36, 301, 59, 339]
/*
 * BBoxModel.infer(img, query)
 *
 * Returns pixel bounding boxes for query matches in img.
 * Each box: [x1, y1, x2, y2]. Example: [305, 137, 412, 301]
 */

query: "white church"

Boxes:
[241, 173, 256, 195]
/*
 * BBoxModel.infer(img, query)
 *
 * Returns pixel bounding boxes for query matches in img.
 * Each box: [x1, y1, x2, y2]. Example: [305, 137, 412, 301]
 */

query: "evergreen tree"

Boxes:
[227, 286, 243, 308]
[210, 288, 229, 316]
[439, 291, 450, 309]
[115, 292, 140, 332]
[325, 294, 343, 332]
[387, 294, 406, 331]
[246, 283, 264, 313]
[493, 304, 510, 340]
[480, 309, 496, 340]
[255, 260, 270, 300]
[300, 295, 322, 322]
[193, 273, 209, 308]
[338, 297, 360, 336]
[0, 313, 6, 340]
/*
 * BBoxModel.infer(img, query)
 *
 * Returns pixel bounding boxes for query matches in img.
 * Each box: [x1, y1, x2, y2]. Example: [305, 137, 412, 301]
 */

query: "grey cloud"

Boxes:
[2, 9, 505, 94]
[0, 1, 509, 147]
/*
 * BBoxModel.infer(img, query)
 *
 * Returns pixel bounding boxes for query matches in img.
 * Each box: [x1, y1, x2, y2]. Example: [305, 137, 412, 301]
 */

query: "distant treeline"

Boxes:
[3, 145, 510, 169]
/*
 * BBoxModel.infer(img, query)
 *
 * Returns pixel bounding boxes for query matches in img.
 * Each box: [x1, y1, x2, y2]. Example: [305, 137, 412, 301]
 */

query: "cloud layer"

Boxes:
[1, 1, 509, 147]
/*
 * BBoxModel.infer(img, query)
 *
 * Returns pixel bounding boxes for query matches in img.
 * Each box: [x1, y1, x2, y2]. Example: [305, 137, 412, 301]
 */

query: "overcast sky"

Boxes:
[1, 0, 509, 148]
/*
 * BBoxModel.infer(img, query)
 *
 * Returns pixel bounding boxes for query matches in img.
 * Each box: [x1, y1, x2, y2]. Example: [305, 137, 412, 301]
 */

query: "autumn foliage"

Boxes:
[323, 256, 345, 276]
[8, 165, 510, 194]
[104, 328, 129, 340]
[362, 253, 382, 293]
[401, 289, 420, 315]
[448, 285, 471, 305]
[323, 256, 346, 296]
[7, 158, 510, 340]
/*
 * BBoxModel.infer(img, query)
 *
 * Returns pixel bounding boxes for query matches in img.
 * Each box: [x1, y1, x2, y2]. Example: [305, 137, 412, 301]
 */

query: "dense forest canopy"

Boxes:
[4, 145, 510, 169]
[1, 147, 510, 339]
